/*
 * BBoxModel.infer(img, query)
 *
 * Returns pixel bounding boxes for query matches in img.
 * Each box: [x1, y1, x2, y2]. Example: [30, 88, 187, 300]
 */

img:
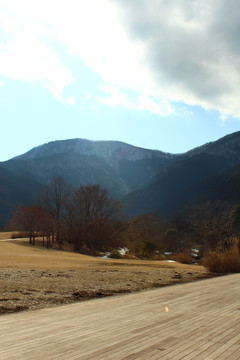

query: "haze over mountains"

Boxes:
[1, 131, 240, 226]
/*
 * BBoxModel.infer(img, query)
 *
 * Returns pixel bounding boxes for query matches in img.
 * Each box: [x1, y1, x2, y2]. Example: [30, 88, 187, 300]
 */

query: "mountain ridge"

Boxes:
[1, 131, 240, 226]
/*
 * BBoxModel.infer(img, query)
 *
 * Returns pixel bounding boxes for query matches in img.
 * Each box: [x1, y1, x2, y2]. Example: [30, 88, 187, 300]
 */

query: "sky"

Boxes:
[1, 0, 240, 161]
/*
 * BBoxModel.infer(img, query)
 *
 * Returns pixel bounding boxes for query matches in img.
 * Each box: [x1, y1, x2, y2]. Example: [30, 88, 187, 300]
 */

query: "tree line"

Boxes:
[9, 177, 240, 266]
[10, 177, 124, 254]
[122, 200, 240, 261]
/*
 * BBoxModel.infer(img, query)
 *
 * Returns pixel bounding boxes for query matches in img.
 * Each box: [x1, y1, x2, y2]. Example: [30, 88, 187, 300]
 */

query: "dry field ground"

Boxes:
[0, 232, 212, 315]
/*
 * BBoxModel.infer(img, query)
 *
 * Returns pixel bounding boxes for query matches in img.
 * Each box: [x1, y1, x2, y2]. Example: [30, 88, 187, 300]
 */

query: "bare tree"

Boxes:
[73, 185, 121, 224]
[39, 211, 55, 248]
[190, 201, 232, 254]
[42, 177, 71, 248]
[11, 205, 50, 245]
[72, 185, 123, 253]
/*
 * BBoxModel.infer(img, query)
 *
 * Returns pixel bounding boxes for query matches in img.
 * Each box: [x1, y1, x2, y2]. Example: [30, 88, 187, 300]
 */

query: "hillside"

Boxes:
[0, 163, 42, 226]
[1, 131, 240, 226]
[0, 139, 176, 226]
[14, 139, 176, 194]
[186, 131, 240, 165]
[124, 131, 240, 217]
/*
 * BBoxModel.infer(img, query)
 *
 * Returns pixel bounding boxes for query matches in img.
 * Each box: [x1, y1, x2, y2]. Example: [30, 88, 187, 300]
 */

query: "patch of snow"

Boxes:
[118, 247, 129, 255]
[97, 251, 111, 259]
[191, 249, 200, 257]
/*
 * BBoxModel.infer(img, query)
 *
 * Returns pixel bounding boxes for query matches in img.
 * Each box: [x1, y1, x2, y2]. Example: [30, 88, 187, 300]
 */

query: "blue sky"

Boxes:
[1, 0, 240, 161]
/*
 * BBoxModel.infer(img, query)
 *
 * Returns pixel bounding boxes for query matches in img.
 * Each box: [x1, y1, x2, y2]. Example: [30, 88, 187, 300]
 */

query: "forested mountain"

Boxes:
[124, 131, 240, 217]
[0, 139, 175, 226]
[185, 130, 240, 165]
[1, 131, 240, 226]
[0, 163, 42, 226]
[13, 139, 176, 195]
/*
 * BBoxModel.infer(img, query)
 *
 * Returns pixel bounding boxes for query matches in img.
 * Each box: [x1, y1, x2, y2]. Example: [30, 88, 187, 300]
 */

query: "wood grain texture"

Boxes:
[0, 274, 240, 359]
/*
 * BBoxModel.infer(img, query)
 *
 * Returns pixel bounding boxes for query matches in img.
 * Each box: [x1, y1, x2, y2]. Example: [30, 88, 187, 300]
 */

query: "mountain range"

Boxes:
[1, 131, 240, 226]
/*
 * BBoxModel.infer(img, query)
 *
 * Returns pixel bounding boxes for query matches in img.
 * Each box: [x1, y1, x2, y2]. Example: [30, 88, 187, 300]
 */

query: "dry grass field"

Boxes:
[0, 232, 17, 240]
[0, 232, 211, 315]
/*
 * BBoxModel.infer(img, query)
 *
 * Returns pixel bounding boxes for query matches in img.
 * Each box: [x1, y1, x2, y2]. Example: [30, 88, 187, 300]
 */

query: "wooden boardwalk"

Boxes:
[0, 274, 240, 360]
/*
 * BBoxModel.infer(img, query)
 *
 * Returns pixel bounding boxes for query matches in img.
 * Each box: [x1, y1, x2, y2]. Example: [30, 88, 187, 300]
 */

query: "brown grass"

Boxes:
[0, 237, 205, 272]
[202, 238, 240, 273]
[0, 232, 15, 240]
[169, 252, 193, 264]
[0, 234, 211, 315]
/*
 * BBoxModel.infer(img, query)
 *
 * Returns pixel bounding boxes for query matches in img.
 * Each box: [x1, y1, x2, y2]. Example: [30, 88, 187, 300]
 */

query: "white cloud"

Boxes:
[0, 0, 168, 112]
[113, 0, 240, 118]
[0, 0, 239, 118]
[0, 6, 73, 102]
[0, 0, 161, 110]
[0, 34, 73, 101]
[98, 83, 174, 116]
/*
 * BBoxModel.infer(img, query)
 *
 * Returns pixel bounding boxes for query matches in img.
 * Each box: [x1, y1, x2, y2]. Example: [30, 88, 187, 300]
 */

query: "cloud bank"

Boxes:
[114, 0, 240, 118]
[0, 0, 240, 118]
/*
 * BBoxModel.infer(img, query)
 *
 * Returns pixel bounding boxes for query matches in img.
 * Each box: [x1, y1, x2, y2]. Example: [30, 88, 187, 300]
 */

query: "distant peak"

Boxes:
[13, 138, 175, 165]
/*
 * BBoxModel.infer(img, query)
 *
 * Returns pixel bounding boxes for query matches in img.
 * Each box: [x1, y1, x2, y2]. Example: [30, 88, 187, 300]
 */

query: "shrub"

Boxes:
[202, 238, 240, 273]
[170, 252, 193, 264]
[110, 249, 123, 259]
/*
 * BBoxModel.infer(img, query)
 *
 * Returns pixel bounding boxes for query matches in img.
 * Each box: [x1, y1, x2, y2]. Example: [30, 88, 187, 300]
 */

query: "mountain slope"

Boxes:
[2, 131, 240, 227]
[0, 163, 42, 226]
[186, 131, 240, 166]
[0, 139, 176, 226]
[15, 139, 176, 193]
[177, 163, 240, 207]
[123, 153, 230, 217]
[124, 131, 240, 218]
